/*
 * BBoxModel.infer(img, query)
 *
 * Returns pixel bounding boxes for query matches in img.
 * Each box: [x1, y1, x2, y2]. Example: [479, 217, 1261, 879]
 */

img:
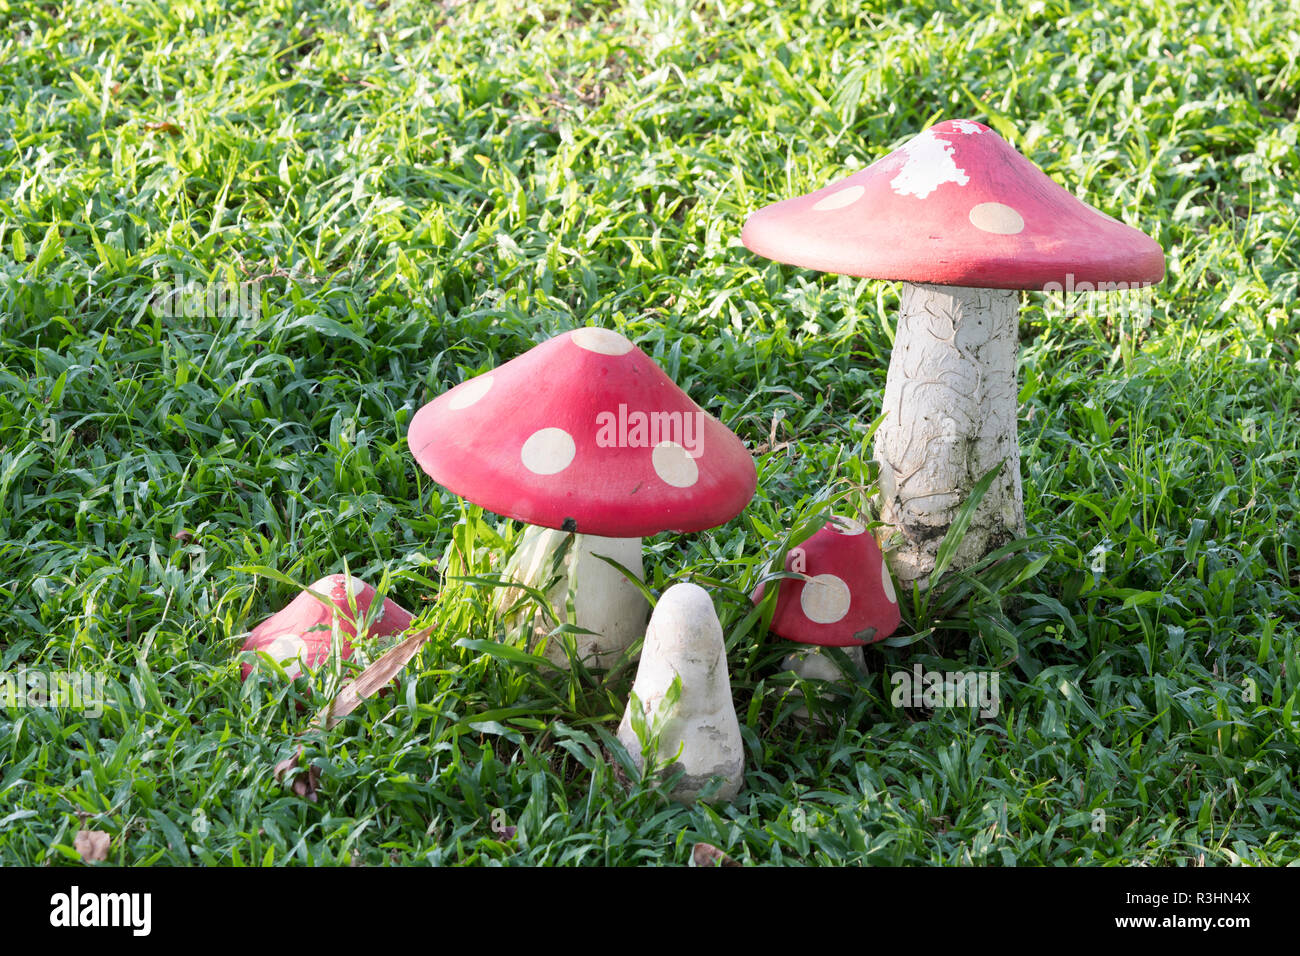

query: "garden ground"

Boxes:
[1, 0, 1298, 864]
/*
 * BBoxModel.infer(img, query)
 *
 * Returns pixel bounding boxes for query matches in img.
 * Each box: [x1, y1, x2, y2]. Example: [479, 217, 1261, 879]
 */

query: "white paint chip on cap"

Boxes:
[800, 573, 852, 624]
[890, 128, 970, 199]
[521, 427, 577, 475]
[448, 375, 494, 410]
[652, 441, 699, 488]
[266, 634, 306, 678]
[812, 184, 865, 212]
[968, 201, 1025, 235]
[570, 327, 635, 355]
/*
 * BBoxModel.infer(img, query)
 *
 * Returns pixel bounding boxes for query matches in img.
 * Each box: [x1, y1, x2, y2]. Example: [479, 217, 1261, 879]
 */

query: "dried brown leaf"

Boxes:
[690, 842, 741, 868]
[315, 624, 434, 730]
[74, 830, 111, 863]
[273, 749, 321, 803]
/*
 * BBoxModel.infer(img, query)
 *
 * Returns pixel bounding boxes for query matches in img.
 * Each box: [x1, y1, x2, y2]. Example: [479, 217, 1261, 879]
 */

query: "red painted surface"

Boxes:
[753, 520, 901, 647]
[408, 330, 757, 537]
[240, 574, 413, 681]
[742, 119, 1165, 289]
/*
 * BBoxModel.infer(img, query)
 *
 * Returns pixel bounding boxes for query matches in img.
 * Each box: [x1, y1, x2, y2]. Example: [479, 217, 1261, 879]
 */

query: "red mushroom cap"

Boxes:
[240, 574, 413, 681]
[742, 119, 1165, 290]
[753, 518, 901, 647]
[408, 329, 757, 537]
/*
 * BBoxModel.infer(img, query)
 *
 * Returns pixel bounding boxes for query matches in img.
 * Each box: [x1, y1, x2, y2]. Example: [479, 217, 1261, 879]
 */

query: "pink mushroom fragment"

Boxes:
[408, 328, 757, 668]
[754, 517, 901, 710]
[240, 574, 413, 682]
[754, 517, 901, 649]
[742, 119, 1165, 587]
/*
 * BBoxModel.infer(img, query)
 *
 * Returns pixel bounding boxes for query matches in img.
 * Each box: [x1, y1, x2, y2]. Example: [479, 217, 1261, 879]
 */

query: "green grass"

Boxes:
[1, 0, 1298, 865]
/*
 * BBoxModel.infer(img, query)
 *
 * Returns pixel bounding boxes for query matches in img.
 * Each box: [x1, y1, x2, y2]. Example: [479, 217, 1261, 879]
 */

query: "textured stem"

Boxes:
[874, 282, 1026, 587]
[496, 527, 648, 669]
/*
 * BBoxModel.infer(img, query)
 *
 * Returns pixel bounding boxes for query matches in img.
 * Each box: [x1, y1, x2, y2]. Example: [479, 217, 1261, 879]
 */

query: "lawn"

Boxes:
[1, 0, 1297, 866]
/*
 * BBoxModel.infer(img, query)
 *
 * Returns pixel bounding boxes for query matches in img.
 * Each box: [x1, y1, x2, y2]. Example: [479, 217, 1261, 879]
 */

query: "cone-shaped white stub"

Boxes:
[617, 582, 744, 803]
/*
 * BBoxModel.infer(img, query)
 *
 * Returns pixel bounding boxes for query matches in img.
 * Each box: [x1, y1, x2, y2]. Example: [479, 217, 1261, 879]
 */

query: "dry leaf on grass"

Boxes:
[74, 830, 111, 863]
[315, 624, 434, 730]
[690, 842, 741, 867]
[273, 750, 321, 803]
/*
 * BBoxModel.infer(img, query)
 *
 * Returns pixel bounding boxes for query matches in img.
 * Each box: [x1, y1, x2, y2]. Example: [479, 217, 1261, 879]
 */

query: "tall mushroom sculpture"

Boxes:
[408, 328, 757, 669]
[742, 119, 1165, 587]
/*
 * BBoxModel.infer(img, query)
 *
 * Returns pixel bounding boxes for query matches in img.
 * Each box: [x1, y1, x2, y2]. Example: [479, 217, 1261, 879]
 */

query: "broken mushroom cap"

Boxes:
[408, 328, 757, 537]
[753, 518, 900, 647]
[741, 118, 1165, 290]
[240, 574, 413, 681]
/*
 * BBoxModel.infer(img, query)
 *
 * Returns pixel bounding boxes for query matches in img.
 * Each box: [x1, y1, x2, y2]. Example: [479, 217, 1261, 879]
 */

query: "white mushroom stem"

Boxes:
[784, 645, 867, 682]
[496, 526, 648, 669]
[781, 645, 866, 724]
[874, 282, 1027, 589]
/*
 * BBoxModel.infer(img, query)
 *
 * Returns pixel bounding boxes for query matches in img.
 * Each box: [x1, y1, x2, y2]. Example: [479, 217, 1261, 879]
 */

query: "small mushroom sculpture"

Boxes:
[742, 119, 1165, 588]
[616, 582, 744, 804]
[240, 574, 413, 682]
[753, 517, 901, 712]
[408, 328, 757, 669]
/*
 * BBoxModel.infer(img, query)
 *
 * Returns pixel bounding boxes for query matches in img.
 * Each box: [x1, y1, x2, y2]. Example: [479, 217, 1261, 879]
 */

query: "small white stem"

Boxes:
[781, 645, 866, 724]
[497, 527, 648, 669]
[874, 282, 1027, 588]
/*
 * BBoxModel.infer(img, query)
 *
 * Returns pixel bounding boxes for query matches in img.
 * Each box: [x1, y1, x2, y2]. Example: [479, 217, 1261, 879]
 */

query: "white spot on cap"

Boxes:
[951, 120, 983, 135]
[570, 327, 634, 355]
[890, 128, 970, 199]
[881, 558, 897, 604]
[265, 634, 306, 678]
[652, 441, 699, 488]
[811, 184, 865, 212]
[969, 202, 1025, 235]
[801, 574, 851, 624]
[831, 516, 866, 536]
[448, 375, 494, 410]
[521, 428, 576, 475]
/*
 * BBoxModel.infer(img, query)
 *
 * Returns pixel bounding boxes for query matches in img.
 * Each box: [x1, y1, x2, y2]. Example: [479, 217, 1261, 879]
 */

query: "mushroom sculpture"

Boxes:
[408, 328, 757, 669]
[616, 582, 744, 803]
[742, 119, 1165, 587]
[240, 574, 413, 682]
[753, 517, 900, 704]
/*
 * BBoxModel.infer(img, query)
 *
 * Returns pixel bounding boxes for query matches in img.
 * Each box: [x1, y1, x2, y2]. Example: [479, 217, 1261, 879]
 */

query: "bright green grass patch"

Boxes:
[0, 0, 1297, 865]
